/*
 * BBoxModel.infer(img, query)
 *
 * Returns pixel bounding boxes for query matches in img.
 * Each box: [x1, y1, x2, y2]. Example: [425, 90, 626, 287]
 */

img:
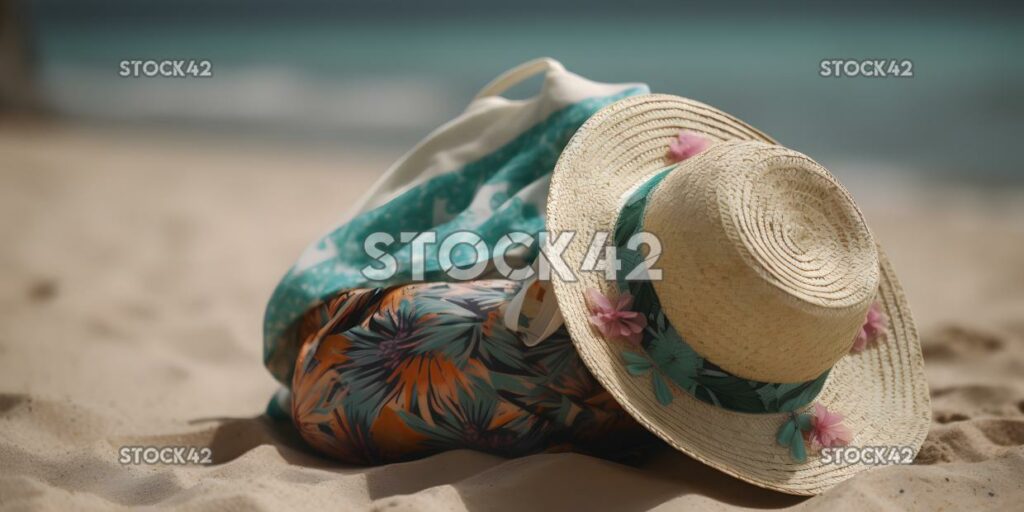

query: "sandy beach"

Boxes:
[1, 122, 1023, 511]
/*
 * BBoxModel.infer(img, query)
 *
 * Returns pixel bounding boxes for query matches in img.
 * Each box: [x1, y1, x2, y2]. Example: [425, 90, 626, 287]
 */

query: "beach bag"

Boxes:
[263, 58, 649, 391]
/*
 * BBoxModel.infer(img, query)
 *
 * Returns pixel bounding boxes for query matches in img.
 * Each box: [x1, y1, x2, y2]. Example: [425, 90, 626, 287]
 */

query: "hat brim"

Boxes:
[546, 94, 930, 495]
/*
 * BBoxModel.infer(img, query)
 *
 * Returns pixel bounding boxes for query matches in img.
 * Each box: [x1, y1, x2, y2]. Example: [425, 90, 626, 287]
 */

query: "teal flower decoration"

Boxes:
[776, 411, 813, 462]
[646, 312, 699, 393]
[622, 350, 652, 376]
[621, 350, 673, 405]
[651, 373, 673, 406]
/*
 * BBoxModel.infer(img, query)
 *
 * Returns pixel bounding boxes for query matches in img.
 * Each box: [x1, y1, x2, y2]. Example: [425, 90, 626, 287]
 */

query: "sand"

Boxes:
[1, 122, 1023, 511]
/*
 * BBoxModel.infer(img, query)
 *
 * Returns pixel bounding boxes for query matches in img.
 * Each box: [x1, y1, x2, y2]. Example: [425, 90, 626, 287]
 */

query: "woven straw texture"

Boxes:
[646, 141, 879, 383]
[546, 94, 930, 495]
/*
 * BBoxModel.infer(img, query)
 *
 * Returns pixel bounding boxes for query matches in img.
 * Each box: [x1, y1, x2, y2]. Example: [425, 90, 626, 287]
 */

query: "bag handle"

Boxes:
[473, 57, 566, 100]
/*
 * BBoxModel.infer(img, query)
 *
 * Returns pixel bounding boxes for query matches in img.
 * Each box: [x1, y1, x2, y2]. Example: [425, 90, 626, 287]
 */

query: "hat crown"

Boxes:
[645, 141, 879, 383]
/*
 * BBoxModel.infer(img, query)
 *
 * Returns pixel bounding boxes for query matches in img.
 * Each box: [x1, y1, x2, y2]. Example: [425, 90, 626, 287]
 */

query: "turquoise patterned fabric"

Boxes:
[612, 167, 829, 413]
[264, 86, 648, 385]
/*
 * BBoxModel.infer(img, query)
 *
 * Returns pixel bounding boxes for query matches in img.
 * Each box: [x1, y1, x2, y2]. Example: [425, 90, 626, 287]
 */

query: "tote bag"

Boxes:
[263, 58, 649, 391]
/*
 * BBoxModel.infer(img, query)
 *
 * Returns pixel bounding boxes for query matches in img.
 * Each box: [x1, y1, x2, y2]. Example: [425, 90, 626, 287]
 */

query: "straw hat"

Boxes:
[546, 94, 930, 495]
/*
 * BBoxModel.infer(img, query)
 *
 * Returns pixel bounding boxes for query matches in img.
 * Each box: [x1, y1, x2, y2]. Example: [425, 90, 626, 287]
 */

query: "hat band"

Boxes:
[611, 166, 829, 413]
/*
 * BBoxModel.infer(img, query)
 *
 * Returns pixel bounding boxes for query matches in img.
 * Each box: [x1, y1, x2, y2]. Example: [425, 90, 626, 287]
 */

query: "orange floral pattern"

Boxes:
[290, 280, 650, 464]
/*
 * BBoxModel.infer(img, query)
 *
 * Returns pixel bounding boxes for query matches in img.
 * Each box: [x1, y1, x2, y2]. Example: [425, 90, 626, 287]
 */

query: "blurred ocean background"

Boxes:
[16, 1, 1024, 182]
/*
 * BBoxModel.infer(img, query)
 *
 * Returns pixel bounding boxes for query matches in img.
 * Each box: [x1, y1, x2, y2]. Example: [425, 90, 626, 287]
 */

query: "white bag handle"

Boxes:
[473, 57, 566, 100]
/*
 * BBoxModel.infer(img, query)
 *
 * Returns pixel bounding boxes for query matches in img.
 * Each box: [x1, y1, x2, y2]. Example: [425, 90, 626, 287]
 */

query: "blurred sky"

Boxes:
[15, 1, 1024, 182]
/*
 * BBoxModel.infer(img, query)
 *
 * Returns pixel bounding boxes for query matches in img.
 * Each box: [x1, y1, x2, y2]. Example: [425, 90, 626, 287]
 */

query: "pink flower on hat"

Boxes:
[667, 130, 711, 162]
[585, 288, 647, 346]
[808, 403, 853, 450]
[851, 301, 888, 353]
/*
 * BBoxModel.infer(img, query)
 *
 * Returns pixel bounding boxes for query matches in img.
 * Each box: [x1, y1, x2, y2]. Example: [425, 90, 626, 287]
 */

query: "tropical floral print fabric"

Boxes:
[290, 279, 651, 464]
